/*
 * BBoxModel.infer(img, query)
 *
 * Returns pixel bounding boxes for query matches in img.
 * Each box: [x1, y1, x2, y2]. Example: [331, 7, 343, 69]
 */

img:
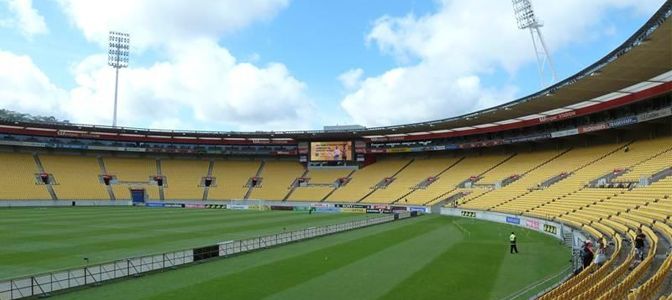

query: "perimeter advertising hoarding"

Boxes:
[310, 141, 353, 161]
[506, 216, 521, 225]
[366, 208, 392, 214]
[334, 204, 368, 208]
[408, 207, 427, 213]
[227, 204, 248, 210]
[315, 207, 340, 213]
[270, 205, 294, 211]
[441, 208, 564, 240]
[340, 208, 367, 213]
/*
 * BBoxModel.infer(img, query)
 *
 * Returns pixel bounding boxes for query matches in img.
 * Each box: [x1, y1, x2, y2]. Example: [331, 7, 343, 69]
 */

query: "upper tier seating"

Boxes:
[207, 160, 261, 200]
[459, 149, 563, 209]
[404, 154, 512, 205]
[40, 154, 109, 200]
[614, 138, 672, 182]
[522, 138, 670, 219]
[326, 159, 412, 203]
[366, 157, 459, 204]
[287, 168, 353, 201]
[490, 143, 627, 214]
[248, 161, 305, 201]
[161, 159, 209, 200]
[0, 152, 50, 199]
[478, 150, 562, 184]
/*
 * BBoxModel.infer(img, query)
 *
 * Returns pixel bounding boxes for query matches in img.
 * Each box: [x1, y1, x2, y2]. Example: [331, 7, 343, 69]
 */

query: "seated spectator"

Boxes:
[594, 239, 607, 266]
[581, 241, 594, 269]
[635, 228, 646, 260]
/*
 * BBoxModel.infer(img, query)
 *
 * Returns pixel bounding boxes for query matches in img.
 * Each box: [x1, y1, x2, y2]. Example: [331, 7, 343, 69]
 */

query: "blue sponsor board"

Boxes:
[608, 116, 637, 128]
[506, 216, 521, 225]
[145, 202, 165, 208]
[227, 204, 248, 210]
[409, 207, 426, 212]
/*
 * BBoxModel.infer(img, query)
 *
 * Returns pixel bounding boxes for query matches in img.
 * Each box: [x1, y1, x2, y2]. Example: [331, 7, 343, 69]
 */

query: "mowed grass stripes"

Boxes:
[53, 215, 570, 300]
[0, 207, 373, 279]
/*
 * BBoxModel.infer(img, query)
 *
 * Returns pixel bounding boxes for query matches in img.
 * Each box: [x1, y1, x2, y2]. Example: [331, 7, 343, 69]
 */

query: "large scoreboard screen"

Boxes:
[310, 141, 353, 161]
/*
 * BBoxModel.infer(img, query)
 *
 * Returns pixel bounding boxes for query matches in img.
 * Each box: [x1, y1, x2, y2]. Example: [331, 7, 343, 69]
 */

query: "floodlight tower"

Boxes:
[108, 31, 130, 127]
[512, 0, 557, 87]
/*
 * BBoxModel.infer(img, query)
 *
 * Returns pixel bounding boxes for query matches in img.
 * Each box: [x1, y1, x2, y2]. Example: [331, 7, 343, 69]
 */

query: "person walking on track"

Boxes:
[510, 232, 519, 254]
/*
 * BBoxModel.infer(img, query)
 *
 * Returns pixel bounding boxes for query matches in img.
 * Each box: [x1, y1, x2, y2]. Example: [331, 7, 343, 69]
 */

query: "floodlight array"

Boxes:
[108, 31, 130, 68]
[512, 0, 538, 29]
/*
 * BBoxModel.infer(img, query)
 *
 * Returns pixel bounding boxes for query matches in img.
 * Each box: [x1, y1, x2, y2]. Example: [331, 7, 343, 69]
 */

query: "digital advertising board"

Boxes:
[310, 141, 353, 161]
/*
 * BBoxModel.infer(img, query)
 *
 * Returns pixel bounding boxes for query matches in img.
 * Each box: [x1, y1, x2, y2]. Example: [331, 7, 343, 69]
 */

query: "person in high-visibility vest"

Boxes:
[510, 232, 518, 254]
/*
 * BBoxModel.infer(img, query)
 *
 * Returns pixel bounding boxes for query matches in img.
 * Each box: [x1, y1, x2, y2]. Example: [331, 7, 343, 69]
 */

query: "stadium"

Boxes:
[0, 1, 671, 300]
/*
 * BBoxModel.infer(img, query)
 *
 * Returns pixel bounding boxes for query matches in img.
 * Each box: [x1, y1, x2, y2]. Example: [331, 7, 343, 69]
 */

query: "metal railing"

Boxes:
[0, 215, 395, 299]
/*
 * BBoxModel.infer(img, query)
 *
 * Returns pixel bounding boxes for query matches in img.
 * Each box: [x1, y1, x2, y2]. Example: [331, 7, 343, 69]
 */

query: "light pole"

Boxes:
[108, 31, 130, 127]
[512, 0, 556, 87]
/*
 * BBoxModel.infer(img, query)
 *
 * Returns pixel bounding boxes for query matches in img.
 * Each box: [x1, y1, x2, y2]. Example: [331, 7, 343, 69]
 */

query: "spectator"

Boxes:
[509, 232, 518, 254]
[581, 241, 594, 269]
[594, 239, 607, 266]
[635, 228, 646, 260]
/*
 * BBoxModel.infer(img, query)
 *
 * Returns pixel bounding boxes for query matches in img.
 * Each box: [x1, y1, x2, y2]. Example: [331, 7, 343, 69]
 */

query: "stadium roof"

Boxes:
[359, 1, 672, 134]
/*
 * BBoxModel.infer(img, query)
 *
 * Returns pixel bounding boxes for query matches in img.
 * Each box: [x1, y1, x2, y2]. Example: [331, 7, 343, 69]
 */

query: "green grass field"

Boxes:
[1, 207, 571, 299]
[0, 207, 373, 280]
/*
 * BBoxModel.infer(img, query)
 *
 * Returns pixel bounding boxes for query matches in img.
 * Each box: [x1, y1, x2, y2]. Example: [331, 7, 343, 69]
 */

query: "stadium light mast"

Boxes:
[512, 0, 557, 87]
[108, 31, 130, 127]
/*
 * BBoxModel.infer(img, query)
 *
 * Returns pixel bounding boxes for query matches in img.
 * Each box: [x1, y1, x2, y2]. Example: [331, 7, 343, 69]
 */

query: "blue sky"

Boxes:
[0, 0, 666, 131]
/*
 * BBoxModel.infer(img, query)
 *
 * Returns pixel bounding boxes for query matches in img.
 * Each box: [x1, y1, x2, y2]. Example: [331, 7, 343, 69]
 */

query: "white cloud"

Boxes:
[57, 0, 289, 50]
[0, 51, 66, 116]
[341, 0, 665, 127]
[338, 68, 364, 91]
[63, 39, 314, 130]
[2, 0, 48, 38]
[0, 40, 315, 130]
[341, 64, 518, 127]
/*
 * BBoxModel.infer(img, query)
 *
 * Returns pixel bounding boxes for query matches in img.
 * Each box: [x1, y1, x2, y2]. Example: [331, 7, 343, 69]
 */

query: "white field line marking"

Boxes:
[454, 221, 471, 237]
[500, 266, 571, 300]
